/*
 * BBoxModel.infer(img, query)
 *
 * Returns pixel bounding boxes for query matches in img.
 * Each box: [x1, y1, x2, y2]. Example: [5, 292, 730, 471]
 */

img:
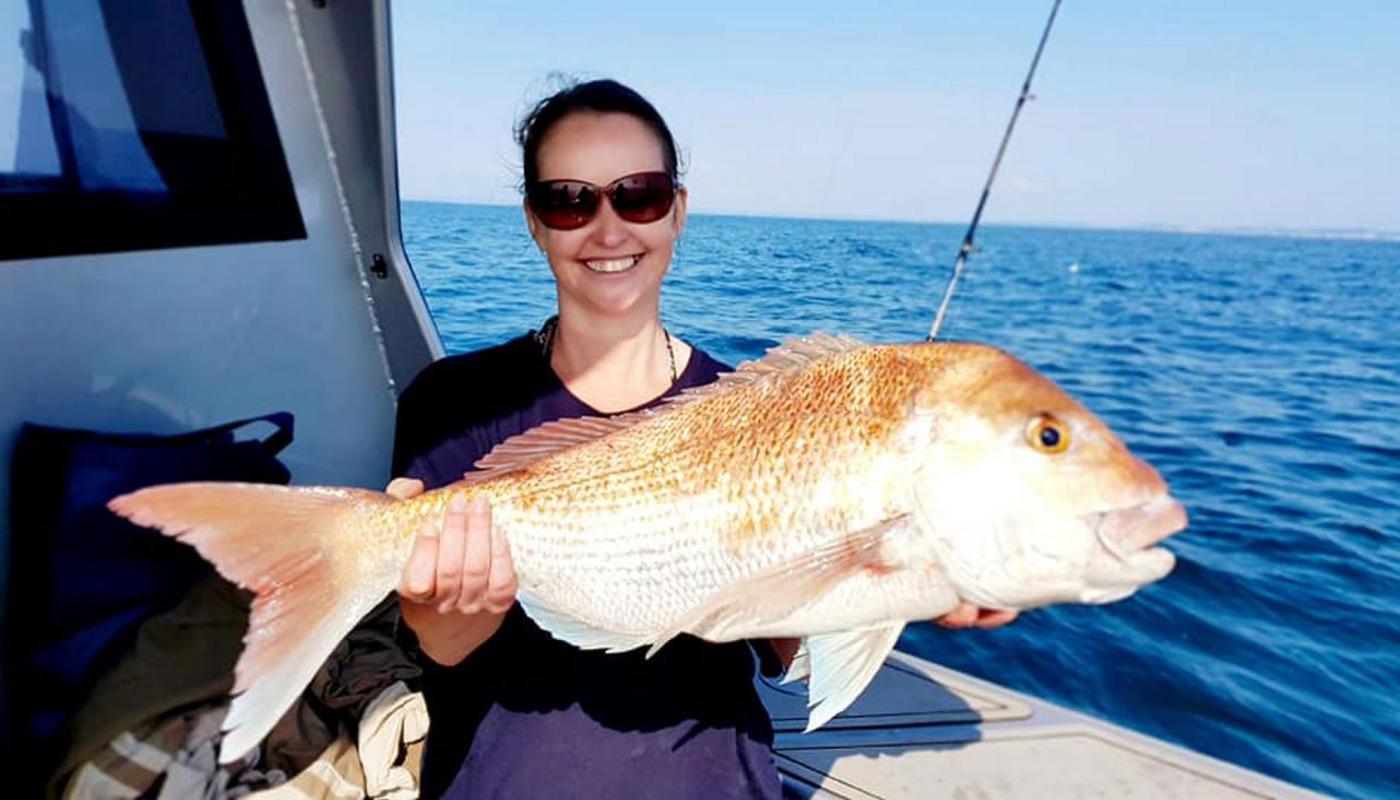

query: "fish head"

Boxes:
[908, 343, 1187, 610]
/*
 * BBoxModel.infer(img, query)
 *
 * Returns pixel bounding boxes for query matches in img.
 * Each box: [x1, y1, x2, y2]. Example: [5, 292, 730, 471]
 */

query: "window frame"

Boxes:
[0, 1, 305, 262]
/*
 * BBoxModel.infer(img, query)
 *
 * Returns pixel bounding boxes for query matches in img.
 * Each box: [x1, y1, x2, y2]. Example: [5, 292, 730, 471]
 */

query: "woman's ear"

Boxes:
[672, 186, 688, 238]
[523, 200, 546, 252]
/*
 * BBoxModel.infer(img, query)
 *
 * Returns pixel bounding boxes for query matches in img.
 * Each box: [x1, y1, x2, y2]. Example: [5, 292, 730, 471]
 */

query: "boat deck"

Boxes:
[757, 651, 1320, 799]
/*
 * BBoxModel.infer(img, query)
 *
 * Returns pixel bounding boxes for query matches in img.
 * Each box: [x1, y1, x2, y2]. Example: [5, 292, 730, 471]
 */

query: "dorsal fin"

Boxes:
[463, 332, 870, 482]
[661, 332, 868, 408]
[468, 414, 644, 480]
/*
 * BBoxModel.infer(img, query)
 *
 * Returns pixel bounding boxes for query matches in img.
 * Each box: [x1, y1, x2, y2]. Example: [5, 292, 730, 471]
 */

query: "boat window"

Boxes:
[0, 0, 304, 261]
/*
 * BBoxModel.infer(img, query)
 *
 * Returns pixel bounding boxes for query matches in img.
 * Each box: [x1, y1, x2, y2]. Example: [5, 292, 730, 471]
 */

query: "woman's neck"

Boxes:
[549, 307, 691, 414]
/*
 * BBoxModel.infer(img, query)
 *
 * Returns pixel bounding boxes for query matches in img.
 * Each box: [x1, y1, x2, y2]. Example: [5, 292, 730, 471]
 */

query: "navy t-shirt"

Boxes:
[392, 332, 782, 799]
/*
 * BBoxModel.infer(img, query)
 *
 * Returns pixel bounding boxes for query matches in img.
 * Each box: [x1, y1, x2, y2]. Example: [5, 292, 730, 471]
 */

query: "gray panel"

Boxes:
[765, 653, 1323, 799]
[779, 728, 1279, 800]
[290, 0, 440, 389]
[0, 0, 430, 709]
[759, 660, 1031, 733]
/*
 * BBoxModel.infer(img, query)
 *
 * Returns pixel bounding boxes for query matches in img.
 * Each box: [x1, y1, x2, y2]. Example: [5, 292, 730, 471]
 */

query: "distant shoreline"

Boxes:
[401, 199, 1400, 245]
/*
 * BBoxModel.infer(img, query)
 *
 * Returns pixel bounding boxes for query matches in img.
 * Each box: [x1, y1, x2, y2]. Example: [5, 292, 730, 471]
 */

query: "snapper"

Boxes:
[110, 334, 1187, 763]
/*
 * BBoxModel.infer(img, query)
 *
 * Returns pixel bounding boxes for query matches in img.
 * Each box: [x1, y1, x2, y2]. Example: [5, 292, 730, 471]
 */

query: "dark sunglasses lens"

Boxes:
[609, 173, 675, 223]
[530, 181, 598, 230]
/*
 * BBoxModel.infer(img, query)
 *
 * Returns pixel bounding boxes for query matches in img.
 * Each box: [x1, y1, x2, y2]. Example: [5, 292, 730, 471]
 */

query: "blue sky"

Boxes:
[391, 1, 1399, 233]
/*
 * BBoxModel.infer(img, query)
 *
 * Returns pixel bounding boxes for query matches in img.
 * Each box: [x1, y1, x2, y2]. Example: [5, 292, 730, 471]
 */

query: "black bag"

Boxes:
[5, 411, 294, 761]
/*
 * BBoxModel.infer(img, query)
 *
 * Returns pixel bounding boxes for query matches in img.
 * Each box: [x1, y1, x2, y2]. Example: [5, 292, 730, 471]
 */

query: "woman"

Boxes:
[388, 79, 1013, 798]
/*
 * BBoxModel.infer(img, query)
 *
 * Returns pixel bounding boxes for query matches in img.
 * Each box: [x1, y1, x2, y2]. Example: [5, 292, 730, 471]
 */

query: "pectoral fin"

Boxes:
[646, 515, 915, 657]
[804, 623, 905, 732]
[516, 590, 651, 653]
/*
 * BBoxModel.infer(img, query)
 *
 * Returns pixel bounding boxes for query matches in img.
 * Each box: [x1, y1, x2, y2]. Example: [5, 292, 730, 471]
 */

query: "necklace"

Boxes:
[535, 315, 678, 385]
[663, 327, 678, 384]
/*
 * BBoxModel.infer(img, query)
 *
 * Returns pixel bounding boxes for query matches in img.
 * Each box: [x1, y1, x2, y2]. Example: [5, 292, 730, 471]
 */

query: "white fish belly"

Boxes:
[742, 564, 961, 640]
[494, 494, 756, 635]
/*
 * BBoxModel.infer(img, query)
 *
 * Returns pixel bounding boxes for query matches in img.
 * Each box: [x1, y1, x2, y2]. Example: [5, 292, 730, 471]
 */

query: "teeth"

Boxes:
[585, 256, 640, 273]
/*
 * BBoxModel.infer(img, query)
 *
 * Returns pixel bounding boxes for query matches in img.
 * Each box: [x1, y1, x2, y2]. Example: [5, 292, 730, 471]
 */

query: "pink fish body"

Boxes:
[111, 334, 1187, 762]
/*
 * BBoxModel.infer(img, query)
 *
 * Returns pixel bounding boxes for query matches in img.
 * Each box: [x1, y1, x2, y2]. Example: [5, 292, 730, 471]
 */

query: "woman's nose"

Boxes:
[589, 200, 630, 248]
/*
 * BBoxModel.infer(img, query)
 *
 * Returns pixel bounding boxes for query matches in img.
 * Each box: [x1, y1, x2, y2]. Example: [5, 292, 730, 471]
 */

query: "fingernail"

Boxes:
[470, 495, 489, 512]
[449, 493, 468, 512]
[409, 581, 428, 595]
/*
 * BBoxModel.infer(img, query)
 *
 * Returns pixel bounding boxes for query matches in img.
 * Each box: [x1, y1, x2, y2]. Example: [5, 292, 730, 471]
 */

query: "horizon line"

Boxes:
[399, 197, 1400, 244]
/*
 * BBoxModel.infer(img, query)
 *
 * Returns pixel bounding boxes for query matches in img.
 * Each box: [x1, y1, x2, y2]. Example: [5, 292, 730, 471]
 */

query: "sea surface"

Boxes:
[402, 200, 1400, 799]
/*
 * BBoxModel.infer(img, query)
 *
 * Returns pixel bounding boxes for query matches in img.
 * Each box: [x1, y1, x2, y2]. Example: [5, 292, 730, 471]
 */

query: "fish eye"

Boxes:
[1026, 414, 1070, 455]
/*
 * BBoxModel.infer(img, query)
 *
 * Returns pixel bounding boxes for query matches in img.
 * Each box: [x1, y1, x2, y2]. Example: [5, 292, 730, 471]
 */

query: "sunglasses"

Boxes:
[527, 171, 679, 231]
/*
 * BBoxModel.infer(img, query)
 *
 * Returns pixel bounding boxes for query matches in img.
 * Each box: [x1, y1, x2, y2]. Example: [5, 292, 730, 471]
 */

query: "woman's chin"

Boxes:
[562, 267, 665, 315]
[588, 295, 657, 318]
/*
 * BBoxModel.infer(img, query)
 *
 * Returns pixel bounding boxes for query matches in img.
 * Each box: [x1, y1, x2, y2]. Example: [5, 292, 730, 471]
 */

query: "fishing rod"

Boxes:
[928, 0, 1063, 341]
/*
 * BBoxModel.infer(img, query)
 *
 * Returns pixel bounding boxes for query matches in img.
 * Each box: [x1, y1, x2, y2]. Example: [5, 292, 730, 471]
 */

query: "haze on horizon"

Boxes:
[391, 1, 1400, 235]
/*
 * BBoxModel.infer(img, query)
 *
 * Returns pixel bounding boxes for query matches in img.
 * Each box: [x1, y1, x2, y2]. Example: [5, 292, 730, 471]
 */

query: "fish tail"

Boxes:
[108, 481, 401, 763]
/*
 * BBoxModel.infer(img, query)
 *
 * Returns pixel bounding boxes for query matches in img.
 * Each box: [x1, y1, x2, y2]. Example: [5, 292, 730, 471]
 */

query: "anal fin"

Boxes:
[804, 623, 905, 732]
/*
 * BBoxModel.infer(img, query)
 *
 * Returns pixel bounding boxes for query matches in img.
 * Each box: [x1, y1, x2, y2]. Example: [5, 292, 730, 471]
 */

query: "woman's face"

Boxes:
[525, 111, 687, 320]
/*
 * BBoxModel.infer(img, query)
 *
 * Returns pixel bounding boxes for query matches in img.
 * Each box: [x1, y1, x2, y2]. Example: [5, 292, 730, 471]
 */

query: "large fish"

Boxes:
[110, 334, 1186, 763]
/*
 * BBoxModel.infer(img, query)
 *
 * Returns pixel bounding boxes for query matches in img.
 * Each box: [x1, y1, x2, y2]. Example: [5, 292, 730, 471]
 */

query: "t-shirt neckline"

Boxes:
[535, 339, 701, 418]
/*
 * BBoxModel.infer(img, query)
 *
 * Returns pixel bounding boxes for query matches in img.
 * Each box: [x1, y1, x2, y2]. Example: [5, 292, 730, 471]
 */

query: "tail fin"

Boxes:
[109, 481, 400, 763]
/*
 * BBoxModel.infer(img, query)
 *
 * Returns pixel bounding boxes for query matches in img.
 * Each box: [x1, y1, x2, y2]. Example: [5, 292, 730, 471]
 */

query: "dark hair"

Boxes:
[515, 78, 682, 190]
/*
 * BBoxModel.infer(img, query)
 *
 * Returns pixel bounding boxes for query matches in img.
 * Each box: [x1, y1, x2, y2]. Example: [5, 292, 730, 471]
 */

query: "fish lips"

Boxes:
[1083, 494, 1188, 595]
[1097, 493, 1188, 551]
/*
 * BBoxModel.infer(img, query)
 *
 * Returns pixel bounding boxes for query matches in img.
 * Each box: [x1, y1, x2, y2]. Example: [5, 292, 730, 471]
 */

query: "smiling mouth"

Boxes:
[584, 255, 642, 274]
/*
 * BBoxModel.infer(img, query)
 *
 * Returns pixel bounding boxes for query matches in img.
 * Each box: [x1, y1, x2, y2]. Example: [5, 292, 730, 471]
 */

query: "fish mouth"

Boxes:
[1082, 494, 1188, 595]
[1091, 493, 1188, 554]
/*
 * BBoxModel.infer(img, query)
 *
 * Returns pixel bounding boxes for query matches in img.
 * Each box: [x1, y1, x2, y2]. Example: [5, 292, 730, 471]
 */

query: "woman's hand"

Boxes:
[388, 478, 518, 666]
[935, 602, 1019, 629]
[772, 602, 1016, 674]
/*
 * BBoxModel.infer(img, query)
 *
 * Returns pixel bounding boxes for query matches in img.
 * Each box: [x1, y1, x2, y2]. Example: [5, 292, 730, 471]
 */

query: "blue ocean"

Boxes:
[402, 201, 1400, 799]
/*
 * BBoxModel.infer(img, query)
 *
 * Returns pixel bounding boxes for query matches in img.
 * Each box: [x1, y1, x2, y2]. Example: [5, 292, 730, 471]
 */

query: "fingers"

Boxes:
[452, 496, 491, 613]
[935, 601, 980, 629]
[975, 609, 1019, 629]
[484, 514, 517, 614]
[434, 495, 470, 612]
[399, 520, 439, 602]
[397, 493, 517, 617]
[386, 477, 424, 500]
[935, 603, 1019, 630]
